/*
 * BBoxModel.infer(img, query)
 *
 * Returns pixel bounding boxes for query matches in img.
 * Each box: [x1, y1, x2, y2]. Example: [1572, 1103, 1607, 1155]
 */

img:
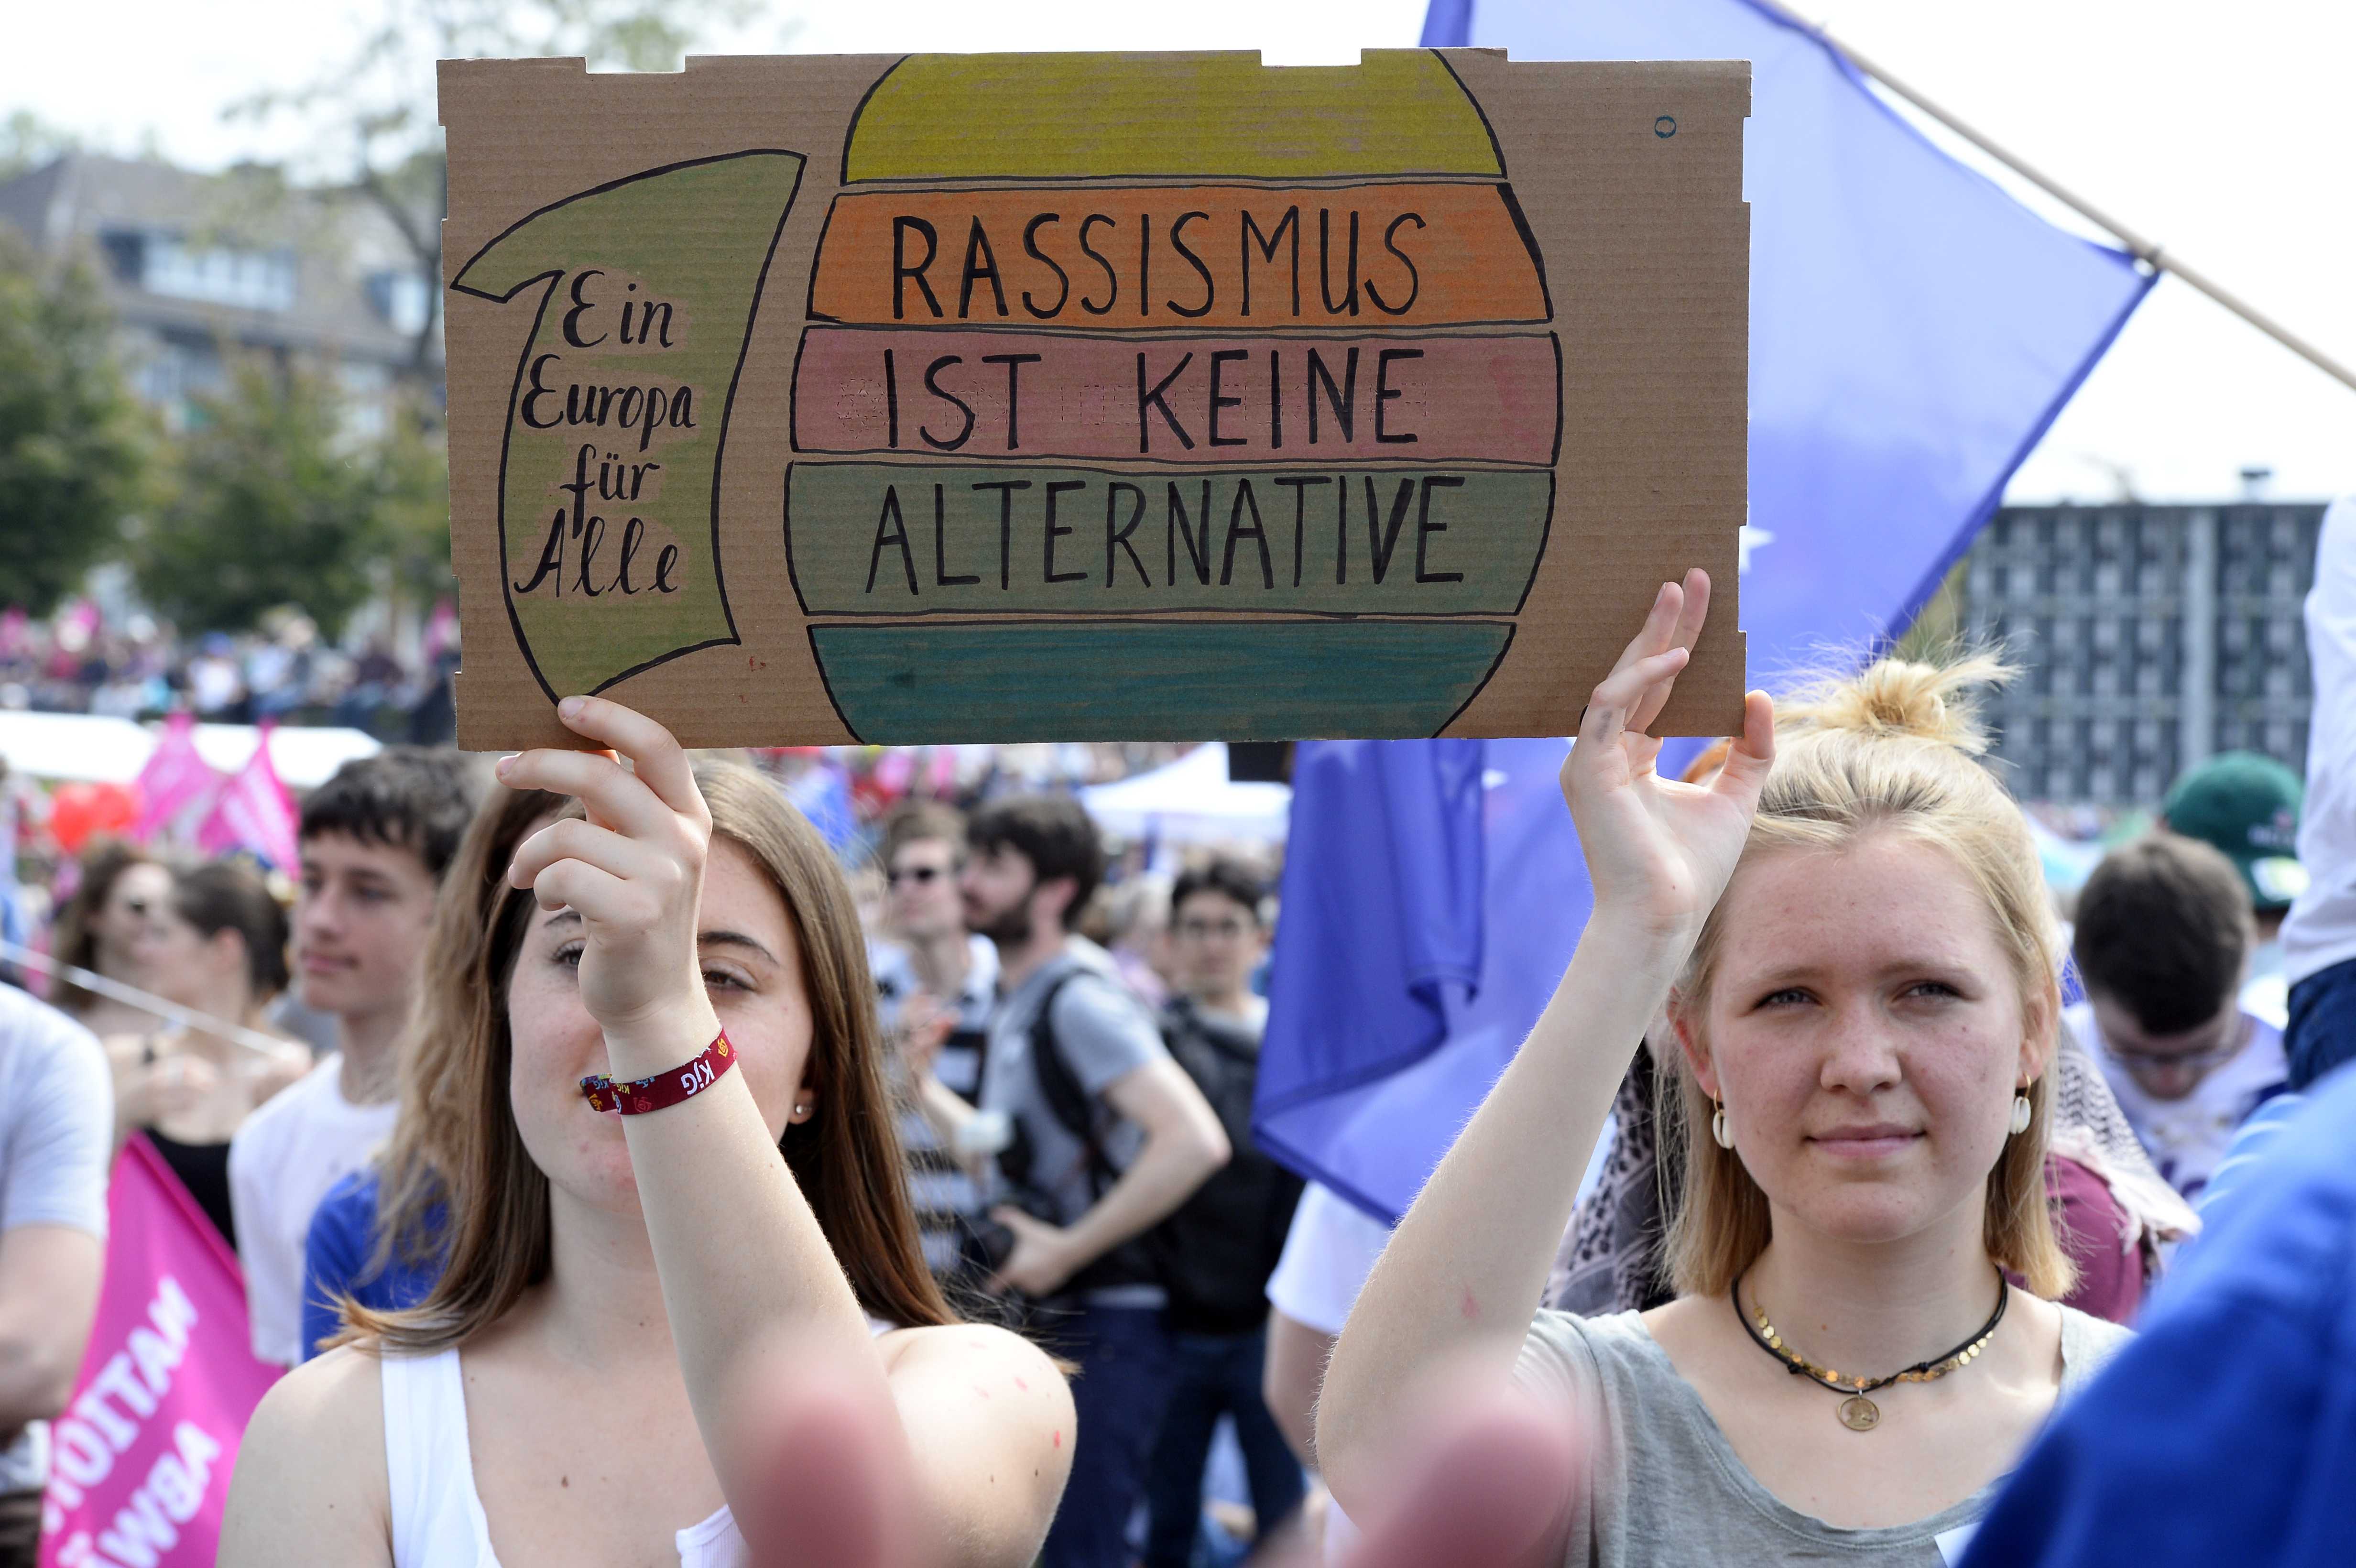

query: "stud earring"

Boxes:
[793, 1102, 811, 1119]
[1712, 1101, 1734, 1149]
[2009, 1093, 2033, 1135]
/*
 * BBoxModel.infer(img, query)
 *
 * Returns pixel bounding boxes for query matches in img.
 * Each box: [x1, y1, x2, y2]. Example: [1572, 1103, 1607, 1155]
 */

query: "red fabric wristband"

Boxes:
[580, 1029, 736, 1114]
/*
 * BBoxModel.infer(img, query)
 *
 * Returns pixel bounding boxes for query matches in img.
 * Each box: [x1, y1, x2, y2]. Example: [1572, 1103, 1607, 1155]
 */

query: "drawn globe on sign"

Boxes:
[785, 51, 1561, 742]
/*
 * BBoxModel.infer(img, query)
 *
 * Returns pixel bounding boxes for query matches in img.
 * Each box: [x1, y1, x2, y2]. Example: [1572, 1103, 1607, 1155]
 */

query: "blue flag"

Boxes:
[1258, 738, 1592, 1222]
[1255, 1, 2154, 1221]
[1430, 0, 2153, 672]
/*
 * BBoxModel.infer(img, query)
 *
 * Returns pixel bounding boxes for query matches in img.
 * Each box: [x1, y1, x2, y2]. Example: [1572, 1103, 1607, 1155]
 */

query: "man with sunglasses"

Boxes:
[871, 801, 999, 1279]
[2068, 832, 2290, 1201]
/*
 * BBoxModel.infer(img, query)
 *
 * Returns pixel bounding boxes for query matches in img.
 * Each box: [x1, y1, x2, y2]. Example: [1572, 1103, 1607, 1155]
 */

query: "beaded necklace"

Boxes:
[1733, 1266, 2009, 1431]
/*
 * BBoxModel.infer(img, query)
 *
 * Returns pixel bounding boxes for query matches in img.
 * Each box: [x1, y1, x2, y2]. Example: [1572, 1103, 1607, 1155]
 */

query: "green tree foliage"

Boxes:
[237, 0, 762, 381]
[0, 235, 148, 615]
[376, 392, 455, 604]
[134, 358, 408, 634]
[1, 110, 82, 182]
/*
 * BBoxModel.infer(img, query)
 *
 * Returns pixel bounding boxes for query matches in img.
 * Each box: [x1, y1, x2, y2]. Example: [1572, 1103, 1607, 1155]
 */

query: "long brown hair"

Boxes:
[345, 760, 955, 1352]
[52, 840, 160, 1014]
[1663, 656, 2073, 1301]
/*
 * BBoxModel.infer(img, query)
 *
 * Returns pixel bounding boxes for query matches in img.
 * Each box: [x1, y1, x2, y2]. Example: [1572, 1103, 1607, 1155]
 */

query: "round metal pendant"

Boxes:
[1838, 1395, 1881, 1432]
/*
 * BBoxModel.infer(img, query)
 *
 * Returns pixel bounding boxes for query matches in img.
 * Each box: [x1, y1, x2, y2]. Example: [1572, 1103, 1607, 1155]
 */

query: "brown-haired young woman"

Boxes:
[222, 699, 1072, 1568]
[51, 840, 175, 1039]
[1319, 574, 2132, 1565]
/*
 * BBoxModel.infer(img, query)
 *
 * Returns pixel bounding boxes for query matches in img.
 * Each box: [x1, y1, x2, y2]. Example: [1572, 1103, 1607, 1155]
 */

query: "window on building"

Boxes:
[101, 227, 297, 311]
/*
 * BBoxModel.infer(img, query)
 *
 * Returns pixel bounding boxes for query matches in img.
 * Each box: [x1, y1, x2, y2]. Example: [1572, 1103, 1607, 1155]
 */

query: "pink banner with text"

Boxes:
[41, 1134, 280, 1568]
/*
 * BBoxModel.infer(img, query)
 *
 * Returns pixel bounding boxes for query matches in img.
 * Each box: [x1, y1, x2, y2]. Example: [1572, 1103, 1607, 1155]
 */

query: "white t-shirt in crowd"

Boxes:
[229, 1054, 400, 1366]
[2070, 1001, 2289, 1202]
[2285, 495, 2356, 988]
[1264, 1180, 1396, 1338]
[0, 984, 113, 1493]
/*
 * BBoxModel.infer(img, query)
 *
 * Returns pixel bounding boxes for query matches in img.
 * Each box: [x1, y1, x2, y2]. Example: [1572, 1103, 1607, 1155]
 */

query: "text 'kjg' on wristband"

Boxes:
[581, 1030, 736, 1114]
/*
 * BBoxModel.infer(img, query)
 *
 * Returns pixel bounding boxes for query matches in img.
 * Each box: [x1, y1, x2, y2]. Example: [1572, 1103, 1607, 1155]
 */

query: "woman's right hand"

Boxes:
[114, 1042, 220, 1128]
[892, 991, 955, 1082]
[1560, 569, 1774, 940]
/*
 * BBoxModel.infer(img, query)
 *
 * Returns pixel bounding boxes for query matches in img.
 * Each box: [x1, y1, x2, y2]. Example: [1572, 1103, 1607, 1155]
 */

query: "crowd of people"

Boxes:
[0, 497, 2346, 1568]
[0, 599, 461, 740]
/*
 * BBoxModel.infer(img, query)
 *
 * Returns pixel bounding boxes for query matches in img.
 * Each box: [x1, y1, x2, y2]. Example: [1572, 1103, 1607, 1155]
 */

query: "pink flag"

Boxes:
[132, 715, 220, 846]
[40, 1135, 281, 1568]
[196, 725, 299, 871]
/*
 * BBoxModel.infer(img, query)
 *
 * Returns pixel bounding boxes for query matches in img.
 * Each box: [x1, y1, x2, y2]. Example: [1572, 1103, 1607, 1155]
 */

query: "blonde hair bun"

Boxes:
[1774, 653, 2011, 755]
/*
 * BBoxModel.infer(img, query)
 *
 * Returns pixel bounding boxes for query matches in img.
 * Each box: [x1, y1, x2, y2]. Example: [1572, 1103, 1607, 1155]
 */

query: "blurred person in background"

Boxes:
[1142, 860, 1306, 1568]
[2160, 752, 2305, 1026]
[299, 787, 566, 1359]
[1960, 1060, 2356, 1568]
[915, 794, 1230, 1568]
[48, 842, 175, 1040]
[229, 750, 479, 1366]
[871, 800, 998, 1282]
[108, 860, 305, 1246]
[2281, 494, 2356, 1090]
[0, 980, 113, 1567]
[2070, 833, 2287, 1202]
[185, 633, 244, 718]
[1105, 873, 1175, 1009]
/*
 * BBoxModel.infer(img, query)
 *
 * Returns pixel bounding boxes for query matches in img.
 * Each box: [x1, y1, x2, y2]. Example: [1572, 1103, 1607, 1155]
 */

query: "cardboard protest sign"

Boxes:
[441, 50, 1749, 749]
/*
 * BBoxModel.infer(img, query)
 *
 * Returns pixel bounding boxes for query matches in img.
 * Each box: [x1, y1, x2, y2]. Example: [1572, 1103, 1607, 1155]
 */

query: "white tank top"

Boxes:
[384, 1318, 897, 1568]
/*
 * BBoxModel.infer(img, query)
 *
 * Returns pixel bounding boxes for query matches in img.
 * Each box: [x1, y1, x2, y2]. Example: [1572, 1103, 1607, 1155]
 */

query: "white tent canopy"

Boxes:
[0, 710, 382, 789]
[1079, 743, 1290, 844]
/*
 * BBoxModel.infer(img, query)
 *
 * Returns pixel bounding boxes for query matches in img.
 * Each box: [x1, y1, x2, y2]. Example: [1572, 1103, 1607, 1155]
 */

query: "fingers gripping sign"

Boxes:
[1559, 570, 1776, 936]
[498, 695, 723, 1061]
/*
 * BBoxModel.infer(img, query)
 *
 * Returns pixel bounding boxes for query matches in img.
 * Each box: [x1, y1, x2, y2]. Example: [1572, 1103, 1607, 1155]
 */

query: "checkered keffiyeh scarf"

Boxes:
[1545, 1025, 2166, 1314]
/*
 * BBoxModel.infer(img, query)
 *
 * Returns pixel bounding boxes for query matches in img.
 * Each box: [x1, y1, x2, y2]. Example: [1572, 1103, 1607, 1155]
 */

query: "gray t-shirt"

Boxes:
[978, 938, 1169, 1305]
[1514, 1304, 2132, 1567]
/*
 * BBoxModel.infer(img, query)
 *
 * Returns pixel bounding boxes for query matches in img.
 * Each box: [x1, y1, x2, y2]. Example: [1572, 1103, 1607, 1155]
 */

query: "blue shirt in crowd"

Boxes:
[300, 1166, 447, 1359]
[1963, 1062, 2356, 1568]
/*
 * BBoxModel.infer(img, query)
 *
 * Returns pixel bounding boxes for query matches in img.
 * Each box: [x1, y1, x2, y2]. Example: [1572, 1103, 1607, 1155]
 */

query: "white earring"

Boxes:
[1711, 1102, 1734, 1149]
[793, 1102, 811, 1119]
[2008, 1093, 2033, 1135]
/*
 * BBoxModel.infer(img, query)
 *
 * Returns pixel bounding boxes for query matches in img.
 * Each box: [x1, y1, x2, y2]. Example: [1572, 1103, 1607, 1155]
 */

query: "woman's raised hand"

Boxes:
[1560, 570, 1774, 939]
[498, 697, 720, 1057]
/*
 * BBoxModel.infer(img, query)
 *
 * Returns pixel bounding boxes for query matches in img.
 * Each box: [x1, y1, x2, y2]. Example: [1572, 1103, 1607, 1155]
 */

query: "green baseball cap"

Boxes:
[2162, 751, 2309, 911]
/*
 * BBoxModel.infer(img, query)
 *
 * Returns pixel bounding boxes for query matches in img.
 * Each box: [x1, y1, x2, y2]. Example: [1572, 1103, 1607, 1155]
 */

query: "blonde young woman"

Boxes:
[223, 701, 1072, 1568]
[1319, 573, 2131, 1564]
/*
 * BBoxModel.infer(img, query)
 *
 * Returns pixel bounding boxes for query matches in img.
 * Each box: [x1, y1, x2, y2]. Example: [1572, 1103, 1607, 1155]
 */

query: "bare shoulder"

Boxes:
[2005, 1287, 2068, 1380]
[878, 1322, 1074, 1566]
[219, 1346, 392, 1568]
[880, 1321, 1069, 1395]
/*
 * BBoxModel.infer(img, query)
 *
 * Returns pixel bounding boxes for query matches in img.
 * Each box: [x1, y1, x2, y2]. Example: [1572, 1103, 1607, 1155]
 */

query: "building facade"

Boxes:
[1958, 501, 2323, 806]
[0, 152, 439, 430]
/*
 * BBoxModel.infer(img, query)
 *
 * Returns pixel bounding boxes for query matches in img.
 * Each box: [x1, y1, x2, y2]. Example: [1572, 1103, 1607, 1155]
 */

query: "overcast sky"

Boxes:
[12, 0, 2351, 505]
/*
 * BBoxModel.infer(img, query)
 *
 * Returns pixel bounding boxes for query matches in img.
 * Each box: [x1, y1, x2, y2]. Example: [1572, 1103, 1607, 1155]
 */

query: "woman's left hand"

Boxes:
[497, 697, 720, 1060]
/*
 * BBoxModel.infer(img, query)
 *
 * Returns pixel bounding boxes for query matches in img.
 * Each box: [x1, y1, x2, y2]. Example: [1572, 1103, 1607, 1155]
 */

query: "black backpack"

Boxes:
[1144, 997, 1305, 1334]
[991, 972, 1164, 1300]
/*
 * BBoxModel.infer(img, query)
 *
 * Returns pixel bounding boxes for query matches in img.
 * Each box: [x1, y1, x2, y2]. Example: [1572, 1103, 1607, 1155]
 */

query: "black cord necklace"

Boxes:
[1733, 1265, 2009, 1432]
